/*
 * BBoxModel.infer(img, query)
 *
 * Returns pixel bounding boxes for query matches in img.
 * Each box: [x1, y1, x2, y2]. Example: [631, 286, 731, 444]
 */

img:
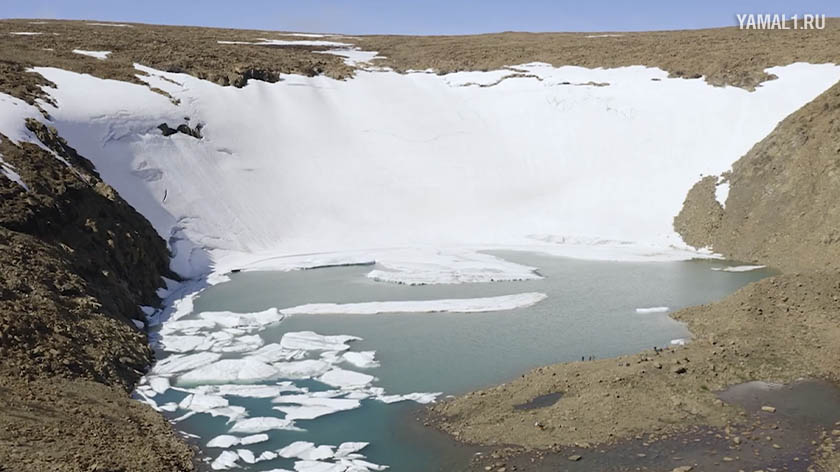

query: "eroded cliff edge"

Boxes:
[0, 122, 194, 471]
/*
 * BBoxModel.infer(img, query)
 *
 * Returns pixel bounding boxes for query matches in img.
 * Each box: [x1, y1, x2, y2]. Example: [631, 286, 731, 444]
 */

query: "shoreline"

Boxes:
[424, 271, 840, 470]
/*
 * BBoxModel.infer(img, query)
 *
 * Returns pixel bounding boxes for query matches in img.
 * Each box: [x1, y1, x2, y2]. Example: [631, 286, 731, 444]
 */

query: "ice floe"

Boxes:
[712, 265, 765, 272]
[178, 358, 279, 384]
[230, 417, 301, 433]
[317, 368, 376, 389]
[635, 306, 669, 313]
[280, 331, 360, 352]
[210, 450, 239, 470]
[282, 292, 547, 315]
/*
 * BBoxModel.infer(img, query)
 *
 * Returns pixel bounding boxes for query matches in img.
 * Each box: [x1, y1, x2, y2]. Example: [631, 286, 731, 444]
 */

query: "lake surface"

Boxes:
[147, 251, 772, 471]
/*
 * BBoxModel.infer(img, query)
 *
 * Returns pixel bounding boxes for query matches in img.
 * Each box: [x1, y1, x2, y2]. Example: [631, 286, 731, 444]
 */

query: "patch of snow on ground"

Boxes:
[72, 49, 111, 60]
[87, 22, 133, 27]
[715, 177, 730, 207]
[9, 32, 43, 35]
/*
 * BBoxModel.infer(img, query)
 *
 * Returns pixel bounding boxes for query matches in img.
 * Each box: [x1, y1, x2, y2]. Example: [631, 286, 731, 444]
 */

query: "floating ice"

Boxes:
[179, 359, 279, 384]
[230, 417, 300, 433]
[317, 368, 375, 389]
[341, 351, 379, 369]
[210, 450, 239, 470]
[72, 49, 111, 60]
[237, 449, 257, 464]
[282, 292, 547, 315]
[278, 441, 317, 458]
[273, 395, 362, 420]
[711, 265, 766, 272]
[241, 433, 269, 445]
[151, 352, 221, 375]
[179, 393, 229, 412]
[207, 435, 240, 448]
[671, 338, 688, 346]
[280, 331, 360, 352]
[335, 442, 368, 458]
[274, 359, 333, 379]
[194, 383, 304, 398]
[199, 308, 284, 329]
[148, 376, 171, 394]
[376, 392, 441, 404]
[635, 306, 669, 313]
[247, 343, 306, 362]
[160, 334, 213, 352]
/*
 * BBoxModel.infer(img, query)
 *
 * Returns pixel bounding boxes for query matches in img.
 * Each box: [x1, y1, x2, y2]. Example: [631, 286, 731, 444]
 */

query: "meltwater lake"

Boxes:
[142, 251, 771, 472]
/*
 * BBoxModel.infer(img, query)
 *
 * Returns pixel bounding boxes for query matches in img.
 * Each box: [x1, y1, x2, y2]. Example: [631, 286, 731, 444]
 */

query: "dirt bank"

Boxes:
[0, 122, 193, 470]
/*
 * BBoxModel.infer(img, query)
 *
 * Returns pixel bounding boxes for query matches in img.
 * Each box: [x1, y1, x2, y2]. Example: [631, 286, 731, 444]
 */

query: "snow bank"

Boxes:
[28, 62, 840, 278]
[282, 292, 547, 315]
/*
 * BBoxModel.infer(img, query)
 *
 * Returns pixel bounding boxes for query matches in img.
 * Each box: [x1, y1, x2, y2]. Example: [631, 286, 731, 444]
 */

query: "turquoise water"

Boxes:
[152, 252, 771, 471]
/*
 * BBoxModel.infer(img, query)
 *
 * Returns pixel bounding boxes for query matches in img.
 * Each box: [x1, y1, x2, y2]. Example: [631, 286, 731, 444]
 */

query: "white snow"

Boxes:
[217, 39, 350, 47]
[281, 292, 547, 315]
[635, 306, 669, 313]
[0, 159, 28, 190]
[715, 179, 730, 207]
[9, 32, 43, 35]
[28, 62, 840, 280]
[72, 49, 111, 60]
[712, 264, 765, 272]
[671, 338, 688, 346]
[87, 22, 133, 27]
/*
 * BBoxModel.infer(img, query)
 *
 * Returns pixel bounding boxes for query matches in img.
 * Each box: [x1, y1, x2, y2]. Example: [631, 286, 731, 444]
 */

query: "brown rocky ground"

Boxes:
[0, 122, 193, 470]
[360, 20, 840, 90]
[2, 16, 840, 472]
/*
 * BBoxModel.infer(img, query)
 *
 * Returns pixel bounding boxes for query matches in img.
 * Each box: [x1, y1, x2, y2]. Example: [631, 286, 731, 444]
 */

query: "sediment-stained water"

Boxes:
[140, 252, 771, 471]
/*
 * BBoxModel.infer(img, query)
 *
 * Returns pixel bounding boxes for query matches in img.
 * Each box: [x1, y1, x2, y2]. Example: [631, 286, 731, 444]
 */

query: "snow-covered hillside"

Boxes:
[4, 60, 840, 280]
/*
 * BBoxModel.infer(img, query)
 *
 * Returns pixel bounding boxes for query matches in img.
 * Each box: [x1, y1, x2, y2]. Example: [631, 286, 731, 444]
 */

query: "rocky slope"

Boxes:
[0, 121, 193, 470]
[675, 80, 840, 272]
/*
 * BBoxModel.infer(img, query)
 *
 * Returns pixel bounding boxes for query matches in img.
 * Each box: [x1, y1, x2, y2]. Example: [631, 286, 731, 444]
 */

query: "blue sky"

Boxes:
[3, 1, 839, 34]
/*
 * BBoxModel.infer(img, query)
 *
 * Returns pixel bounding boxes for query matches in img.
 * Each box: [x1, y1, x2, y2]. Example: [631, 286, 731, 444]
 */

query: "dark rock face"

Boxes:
[673, 175, 723, 250]
[0, 121, 194, 470]
[158, 122, 203, 139]
[675, 82, 840, 272]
